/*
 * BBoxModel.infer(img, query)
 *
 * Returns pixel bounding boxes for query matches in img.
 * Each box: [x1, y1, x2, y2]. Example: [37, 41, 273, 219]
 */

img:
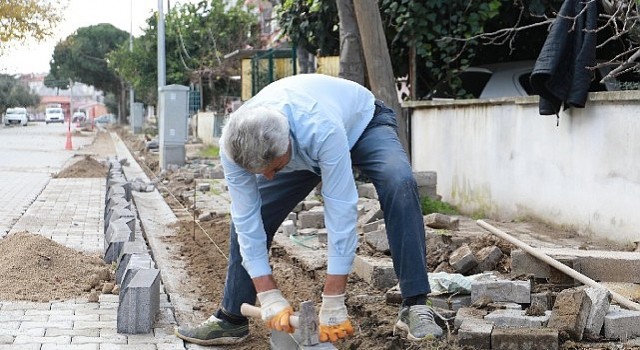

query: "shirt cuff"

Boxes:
[327, 255, 355, 275]
[242, 257, 273, 278]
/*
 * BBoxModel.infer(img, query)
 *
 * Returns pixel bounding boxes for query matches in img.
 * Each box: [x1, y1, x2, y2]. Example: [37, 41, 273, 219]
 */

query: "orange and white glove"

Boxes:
[256, 289, 295, 333]
[319, 294, 354, 342]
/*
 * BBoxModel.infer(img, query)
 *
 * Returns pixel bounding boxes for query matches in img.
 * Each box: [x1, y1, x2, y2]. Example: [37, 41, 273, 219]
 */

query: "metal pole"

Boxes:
[157, 0, 166, 88]
[129, 0, 135, 129]
[65, 79, 73, 150]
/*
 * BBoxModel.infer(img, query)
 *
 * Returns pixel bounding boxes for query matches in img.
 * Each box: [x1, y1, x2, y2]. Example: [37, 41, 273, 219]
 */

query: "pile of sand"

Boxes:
[55, 155, 107, 178]
[0, 232, 112, 302]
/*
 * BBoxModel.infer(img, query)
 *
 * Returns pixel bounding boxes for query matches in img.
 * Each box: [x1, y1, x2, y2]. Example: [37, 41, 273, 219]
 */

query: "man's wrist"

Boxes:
[323, 274, 348, 295]
[253, 274, 278, 293]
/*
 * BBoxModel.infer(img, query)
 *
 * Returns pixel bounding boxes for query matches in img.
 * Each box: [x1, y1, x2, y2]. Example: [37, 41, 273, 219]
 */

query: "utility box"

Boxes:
[131, 102, 144, 134]
[158, 84, 189, 169]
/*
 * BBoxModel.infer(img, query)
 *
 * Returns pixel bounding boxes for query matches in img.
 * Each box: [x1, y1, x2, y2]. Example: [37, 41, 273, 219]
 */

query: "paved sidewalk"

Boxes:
[0, 133, 189, 349]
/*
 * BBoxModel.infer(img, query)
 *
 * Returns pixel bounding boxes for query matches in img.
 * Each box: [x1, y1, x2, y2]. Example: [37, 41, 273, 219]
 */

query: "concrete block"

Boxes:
[120, 253, 155, 287]
[547, 288, 592, 340]
[430, 294, 471, 312]
[105, 219, 133, 244]
[287, 212, 297, 224]
[449, 244, 477, 274]
[352, 255, 397, 290]
[298, 210, 324, 229]
[107, 183, 132, 202]
[105, 208, 136, 234]
[362, 219, 383, 233]
[530, 292, 553, 311]
[491, 327, 558, 350]
[458, 319, 492, 349]
[281, 220, 297, 237]
[117, 268, 160, 334]
[516, 248, 640, 284]
[302, 200, 322, 211]
[604, 308, 640, 340]
[104, 228, 135, 264]
[424, 213, 459, 230]
[582, 287, 612, 339]
[471, 279, 531, 304]
[474, 246, 504, 272]
[357, 183, 378, 199]
[363, 229, 389, 253]
[359, 206, 383, 225]
[414, 171, 438, 199]
[454, 307, 488, 329]
[105, 199, 131, 221]
[484, 309, 551, 328]
[385, 284, 402, 305]
[511, 250, 581, 285]
[116, 240, 148, 283]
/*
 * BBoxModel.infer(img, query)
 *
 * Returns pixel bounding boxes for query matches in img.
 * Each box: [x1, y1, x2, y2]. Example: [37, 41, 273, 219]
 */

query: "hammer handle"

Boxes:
[240, 303, 300, 328]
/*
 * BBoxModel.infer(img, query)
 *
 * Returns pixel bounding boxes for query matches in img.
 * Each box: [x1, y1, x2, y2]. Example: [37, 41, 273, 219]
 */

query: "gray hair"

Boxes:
[220, 106, 290, 173]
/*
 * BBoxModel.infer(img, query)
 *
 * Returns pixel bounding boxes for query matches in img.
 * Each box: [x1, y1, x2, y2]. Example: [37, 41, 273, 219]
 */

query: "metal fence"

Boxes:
[251, 48, 297, 96]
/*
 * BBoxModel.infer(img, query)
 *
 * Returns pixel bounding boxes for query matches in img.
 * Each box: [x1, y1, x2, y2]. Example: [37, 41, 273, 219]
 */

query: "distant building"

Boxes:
[18, 73, 107, 121]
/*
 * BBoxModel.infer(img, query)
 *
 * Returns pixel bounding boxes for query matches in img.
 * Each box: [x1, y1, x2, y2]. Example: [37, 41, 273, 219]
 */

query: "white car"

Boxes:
[45, 107, 65, 124]
[4, 107, 28, 126]
[427, 60, 623, 100]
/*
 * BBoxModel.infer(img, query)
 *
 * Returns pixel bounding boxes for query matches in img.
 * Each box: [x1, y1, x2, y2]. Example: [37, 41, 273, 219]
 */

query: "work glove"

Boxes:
[319, 294, 354, 342]
[256, 289, 295, 333]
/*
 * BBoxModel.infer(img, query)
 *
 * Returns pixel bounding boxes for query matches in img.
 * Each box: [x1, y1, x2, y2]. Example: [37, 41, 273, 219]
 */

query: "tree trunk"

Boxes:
[336, 0, 365, 85]
[352, 0, 409, 153]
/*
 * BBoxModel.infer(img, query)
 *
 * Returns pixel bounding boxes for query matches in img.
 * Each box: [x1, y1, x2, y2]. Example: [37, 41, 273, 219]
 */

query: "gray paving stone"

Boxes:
[352, 255, 397, 290]
[471, 279, 531, 304]
[100, 344, 157, 350]
[74, 321, 117, 330]
[46, 328, 99, 337]
[72, 335, 127, 344]
[117, 269, 161, 334]
[20, 321, 73, 330]
[0, 345, 42, 350]
[43, 345, 99, 350]
[14, 335, 71, 344]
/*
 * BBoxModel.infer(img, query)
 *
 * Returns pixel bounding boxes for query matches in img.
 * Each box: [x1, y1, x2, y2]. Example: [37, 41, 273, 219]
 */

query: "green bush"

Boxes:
[199, 146, 220, 158]
[420, 197, 458, 215]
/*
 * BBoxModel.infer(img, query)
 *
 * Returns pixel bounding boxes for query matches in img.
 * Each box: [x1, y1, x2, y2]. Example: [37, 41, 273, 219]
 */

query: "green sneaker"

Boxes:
[395, 304, 444, 340]
[175, 314, 249, 345]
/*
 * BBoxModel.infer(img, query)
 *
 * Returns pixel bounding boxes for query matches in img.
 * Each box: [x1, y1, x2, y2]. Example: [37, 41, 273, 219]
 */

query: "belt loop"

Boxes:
[374, 99, 384, 116]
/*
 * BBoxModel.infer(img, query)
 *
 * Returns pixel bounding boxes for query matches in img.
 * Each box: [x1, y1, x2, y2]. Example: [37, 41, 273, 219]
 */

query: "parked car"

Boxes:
[427, 60, 626, 100]
[45, 107, 65, 124]
[4, 107, 28, 126]
[72, 111, 87, 123]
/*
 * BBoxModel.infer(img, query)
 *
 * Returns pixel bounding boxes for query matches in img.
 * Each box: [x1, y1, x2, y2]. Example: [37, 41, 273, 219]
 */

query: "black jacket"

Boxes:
[530, 0, 598, 116]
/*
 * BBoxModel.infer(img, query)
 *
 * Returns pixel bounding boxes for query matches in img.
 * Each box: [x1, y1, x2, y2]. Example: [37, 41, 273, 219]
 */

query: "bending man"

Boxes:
[176, 74, 443, 345]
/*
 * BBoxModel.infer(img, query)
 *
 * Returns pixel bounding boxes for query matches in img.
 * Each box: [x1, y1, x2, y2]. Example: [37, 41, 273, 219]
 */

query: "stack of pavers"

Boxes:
[104, 158, 161, 334]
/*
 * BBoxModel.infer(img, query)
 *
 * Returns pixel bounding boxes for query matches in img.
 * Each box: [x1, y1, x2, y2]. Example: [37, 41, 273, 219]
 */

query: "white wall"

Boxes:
[408, 91, 640, 244]
[194, 111, 216, 146]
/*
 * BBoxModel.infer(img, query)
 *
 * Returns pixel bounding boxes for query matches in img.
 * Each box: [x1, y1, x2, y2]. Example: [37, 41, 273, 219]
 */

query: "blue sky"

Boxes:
[0, 0, 200, 75]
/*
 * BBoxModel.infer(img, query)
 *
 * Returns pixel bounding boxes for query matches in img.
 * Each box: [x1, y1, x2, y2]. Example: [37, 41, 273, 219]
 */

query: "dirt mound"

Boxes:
[55, 155, 107, 178]
[0, 232, 112, 302]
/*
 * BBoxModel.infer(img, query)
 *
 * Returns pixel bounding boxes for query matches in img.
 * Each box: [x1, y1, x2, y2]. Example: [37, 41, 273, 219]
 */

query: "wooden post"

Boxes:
[353, 0, 409, 153]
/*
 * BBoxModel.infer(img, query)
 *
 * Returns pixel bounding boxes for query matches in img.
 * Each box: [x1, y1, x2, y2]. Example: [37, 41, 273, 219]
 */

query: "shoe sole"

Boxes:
[175, 330, 249, 345]
[395, 320, 437, 341]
